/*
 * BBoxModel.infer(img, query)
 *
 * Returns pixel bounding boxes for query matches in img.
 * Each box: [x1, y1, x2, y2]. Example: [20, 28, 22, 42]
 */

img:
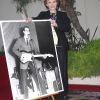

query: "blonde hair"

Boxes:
[44, 0, 60, 9]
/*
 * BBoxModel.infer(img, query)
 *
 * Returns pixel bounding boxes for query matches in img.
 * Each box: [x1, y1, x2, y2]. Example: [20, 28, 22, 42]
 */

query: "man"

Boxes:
[12, 26, 52, 98]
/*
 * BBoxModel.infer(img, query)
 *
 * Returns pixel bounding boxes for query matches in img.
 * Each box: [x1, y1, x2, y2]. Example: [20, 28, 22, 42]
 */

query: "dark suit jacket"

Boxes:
[33, 10, 71, 48]
[12, 37, 38, 58]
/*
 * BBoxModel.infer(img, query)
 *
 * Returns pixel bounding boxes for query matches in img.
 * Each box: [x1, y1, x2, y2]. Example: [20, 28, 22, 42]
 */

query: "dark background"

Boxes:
[35, 21, 55, 54]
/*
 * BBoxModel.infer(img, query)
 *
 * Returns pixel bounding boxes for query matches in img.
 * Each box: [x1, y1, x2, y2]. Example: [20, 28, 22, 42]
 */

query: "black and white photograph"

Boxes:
[0, 20, 63, 100]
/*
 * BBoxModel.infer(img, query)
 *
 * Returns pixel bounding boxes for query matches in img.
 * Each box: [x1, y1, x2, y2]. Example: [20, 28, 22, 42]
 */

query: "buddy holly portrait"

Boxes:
[0, 20, 63, 100]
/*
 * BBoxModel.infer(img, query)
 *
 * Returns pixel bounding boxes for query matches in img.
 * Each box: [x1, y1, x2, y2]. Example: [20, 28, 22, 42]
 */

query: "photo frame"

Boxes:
[0, 20, 63, 100]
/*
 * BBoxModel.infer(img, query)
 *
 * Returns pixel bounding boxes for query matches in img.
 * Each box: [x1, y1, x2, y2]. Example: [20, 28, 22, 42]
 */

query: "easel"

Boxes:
[39, 95, 55, 100]
[32, 93, 58, 100]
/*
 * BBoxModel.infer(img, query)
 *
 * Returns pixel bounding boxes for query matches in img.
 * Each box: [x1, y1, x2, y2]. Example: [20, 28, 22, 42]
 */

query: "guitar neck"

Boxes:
[33, 54, 45, 58]
[20, 52, 54, 63]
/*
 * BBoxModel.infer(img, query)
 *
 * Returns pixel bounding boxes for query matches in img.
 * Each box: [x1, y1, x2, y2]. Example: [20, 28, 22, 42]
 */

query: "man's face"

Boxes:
[23, 27, 30, 39]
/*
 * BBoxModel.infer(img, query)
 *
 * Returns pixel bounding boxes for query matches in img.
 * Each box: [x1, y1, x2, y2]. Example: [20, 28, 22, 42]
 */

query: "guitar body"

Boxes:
[20, 52, 33, 63]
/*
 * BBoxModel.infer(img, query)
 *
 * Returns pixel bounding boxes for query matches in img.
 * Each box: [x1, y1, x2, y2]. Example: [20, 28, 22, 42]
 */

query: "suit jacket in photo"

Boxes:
[12, 37, 38, 58]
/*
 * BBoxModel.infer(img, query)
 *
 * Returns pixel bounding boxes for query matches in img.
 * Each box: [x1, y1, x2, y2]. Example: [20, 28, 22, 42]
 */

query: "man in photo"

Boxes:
[12, 26, 52, 98]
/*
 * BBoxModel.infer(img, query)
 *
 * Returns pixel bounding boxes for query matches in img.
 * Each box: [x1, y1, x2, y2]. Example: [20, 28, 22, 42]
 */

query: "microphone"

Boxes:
[51, 13, 56, 20]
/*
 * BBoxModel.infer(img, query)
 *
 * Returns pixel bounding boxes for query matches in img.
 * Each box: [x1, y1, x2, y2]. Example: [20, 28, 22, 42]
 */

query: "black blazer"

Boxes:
[33, 10, 71, 48]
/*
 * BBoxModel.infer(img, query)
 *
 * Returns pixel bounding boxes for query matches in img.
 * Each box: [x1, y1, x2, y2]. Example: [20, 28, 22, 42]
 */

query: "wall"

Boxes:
[0, 0, 45, 20]
[76, 0, 100, 40]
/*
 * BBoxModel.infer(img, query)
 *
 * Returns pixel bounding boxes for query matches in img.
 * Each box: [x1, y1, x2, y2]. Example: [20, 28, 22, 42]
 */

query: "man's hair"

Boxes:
[44, 0, 60, 10]
[19, 26, 30, 37]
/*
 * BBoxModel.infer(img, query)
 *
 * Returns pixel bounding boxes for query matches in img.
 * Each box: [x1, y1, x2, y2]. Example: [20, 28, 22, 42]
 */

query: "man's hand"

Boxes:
[42, 54, 54, 59]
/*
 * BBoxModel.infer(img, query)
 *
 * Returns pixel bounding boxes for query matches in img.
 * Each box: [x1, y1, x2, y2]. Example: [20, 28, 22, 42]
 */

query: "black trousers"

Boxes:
[56, 46, 68, 95]
[19, 62, 47, 98]
[19, 62, 40, 98]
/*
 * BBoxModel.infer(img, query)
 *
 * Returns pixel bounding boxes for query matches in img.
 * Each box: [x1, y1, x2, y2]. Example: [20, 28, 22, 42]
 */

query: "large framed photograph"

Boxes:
[0, 20, 63, 100]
